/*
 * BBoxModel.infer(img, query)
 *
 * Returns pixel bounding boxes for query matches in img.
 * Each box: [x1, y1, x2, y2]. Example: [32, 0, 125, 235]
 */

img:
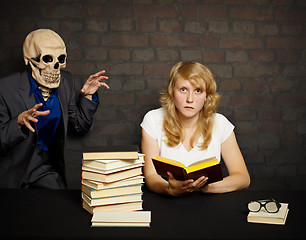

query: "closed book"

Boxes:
[83, 145, 139, 160]
[82, 176, 144, 190]
[91, 211, 151, 227]
[247, 203, 289, 225]
[82, 154, 144, 171]
[152, 156, 222, 183]
[82, 184, 142, 199]
[82, 200, 143, 214]
[82, 163, 144, 175]
[82, 192, 143, 206]
[82, 166, 143, 183]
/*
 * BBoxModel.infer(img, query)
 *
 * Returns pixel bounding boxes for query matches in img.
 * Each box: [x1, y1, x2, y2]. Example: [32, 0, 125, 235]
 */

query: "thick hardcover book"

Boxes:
[91, 211, 151, 227]
[152, 156, 222, 183]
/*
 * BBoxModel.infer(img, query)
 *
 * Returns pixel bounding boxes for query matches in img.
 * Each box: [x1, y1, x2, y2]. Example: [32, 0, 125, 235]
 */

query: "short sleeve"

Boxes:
[214, 114, 235, 144]
[140, 108, 164, 140]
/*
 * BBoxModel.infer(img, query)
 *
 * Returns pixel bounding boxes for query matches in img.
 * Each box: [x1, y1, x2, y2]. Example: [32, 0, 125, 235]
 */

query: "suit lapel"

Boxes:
[18, 71, 36, 110]
[58, 74, 68, 133]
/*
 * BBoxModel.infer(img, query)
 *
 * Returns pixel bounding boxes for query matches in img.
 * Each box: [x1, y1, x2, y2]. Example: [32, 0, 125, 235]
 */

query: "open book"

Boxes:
[152, 156, 222, 183]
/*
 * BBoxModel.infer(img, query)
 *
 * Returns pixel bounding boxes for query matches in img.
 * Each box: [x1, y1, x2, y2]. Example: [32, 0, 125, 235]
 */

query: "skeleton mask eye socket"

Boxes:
[43, 55, 53, 63]
[58, 54, 66, 64]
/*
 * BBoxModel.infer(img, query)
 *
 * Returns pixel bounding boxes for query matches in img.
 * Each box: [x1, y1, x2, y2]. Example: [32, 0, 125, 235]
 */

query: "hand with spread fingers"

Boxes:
[80, 70, 109, 100]
[17, 103, 50, 133]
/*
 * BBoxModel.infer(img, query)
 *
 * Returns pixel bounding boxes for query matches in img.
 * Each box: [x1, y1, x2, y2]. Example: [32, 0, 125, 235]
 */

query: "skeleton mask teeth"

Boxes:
[41, 71, 60, 84]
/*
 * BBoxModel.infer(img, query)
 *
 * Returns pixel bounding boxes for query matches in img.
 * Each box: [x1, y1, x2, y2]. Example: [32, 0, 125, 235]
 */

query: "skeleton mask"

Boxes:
[23, 29, 67, 89]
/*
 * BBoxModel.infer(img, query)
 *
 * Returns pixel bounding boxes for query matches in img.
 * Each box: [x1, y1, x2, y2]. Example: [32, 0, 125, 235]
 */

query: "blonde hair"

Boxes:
[160, 62, 221, 150]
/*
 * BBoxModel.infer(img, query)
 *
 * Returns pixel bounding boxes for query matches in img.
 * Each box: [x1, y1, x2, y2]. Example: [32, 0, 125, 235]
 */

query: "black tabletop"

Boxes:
[0, 187, 305, 240]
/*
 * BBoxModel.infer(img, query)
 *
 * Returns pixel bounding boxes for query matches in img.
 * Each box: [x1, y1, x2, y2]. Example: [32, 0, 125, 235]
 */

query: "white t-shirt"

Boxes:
[140, 107, 234, 167]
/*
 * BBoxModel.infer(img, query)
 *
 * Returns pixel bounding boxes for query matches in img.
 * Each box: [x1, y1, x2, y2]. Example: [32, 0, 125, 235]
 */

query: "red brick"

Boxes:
[159, 20, 182, 33]
[152, 35, 198, 47]
[276, 9, 306, 22]
[267, 37, 306, 49]
[123, 79, 145, 91]
[234, 64, 279, 78]
[270, 79, 294, 92]
[144, 64, 172, 77]
[66, 62, 96, 76]
[87, 5, 132, 18]
[277, 94, 306, 106]
[220, 79, 241, 91]
[106, 63, 143, 75]
[137, 93, 160, 106]
[234, 109, 257, 121]
[233, 22, 255, 35]
[110, 19, 134, 32]
[230, 8, 273, 20]
[258, 108, 281, 120]
[200, 36, 219, 48]
[102, 93, 135, 106]
[182, 5, 197, 17]
[226, 0, 248, 5]
[84, 48, 107, 61]
[134, 5, 178, 18]
[226, 50, 248, 63]
[146, 78, 168, 90]
[281, 135, 303, 148]
[260, 121, 283, 134]
[86, 19, 108, 32]
[208, 21, 229, 34]
[102, 34, 149, 47]
[41, 5, 86, 18]
[282, 108, 303, 121]
[94, 122, 136, 136]
[243, 80, 267, 92]
[207, 65, 232, 78]
[251, 50, 274, 62]
[136, 19, 157, 32]
[283, 66, 306, 77]
[220, 38, 263, 49]
[277, 51, 297, 63]
[232, 95, 274, 106]
[181, 50, 202, 62]
[95, 107, 117, 121]
[184, 21, 207, 34]
[203, 50, 225, 63]
[283, 122, 297, 134]
[235, 121, 259, 134]
[61, 20, 82, 32]
[257, 24, 279, 36]
[197, 6, 227, 18]
[132, 49, 155, 62]
[250, 0, 270, 6]
[157, 49, 179, 62]
[281, 24, 303, 36]
[109, 49, 130, 61]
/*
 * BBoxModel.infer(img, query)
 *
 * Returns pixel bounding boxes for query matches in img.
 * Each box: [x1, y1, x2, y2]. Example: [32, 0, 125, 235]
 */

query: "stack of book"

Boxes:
[81, 146, 145, 216]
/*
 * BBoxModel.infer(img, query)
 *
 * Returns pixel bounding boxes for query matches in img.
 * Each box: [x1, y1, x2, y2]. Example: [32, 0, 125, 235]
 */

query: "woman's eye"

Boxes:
[180, 88, 186, 92]
[195, 89, 202, 93]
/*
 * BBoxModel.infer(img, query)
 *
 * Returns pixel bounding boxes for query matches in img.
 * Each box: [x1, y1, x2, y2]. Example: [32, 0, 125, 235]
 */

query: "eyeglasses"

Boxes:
[248, 198, 281, 213]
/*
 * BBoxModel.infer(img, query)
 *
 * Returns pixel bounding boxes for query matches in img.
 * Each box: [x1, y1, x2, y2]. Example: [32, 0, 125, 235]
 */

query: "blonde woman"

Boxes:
[141, 62, 250, 196]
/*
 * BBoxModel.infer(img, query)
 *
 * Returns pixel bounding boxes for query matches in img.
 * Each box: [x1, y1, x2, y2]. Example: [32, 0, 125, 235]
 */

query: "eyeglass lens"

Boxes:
[248, 200, 279, 213]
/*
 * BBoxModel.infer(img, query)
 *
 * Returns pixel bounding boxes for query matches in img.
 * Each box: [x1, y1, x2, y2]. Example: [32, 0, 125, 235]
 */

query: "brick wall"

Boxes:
[0, 0, 305, 190]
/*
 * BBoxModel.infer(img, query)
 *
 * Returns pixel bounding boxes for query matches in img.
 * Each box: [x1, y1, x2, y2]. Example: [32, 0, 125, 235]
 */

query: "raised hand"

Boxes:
[80, 70, 109, 100]
[17, 103, 50, 132]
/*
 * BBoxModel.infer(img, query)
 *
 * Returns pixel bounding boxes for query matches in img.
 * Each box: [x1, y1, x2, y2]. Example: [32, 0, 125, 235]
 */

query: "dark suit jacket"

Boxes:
[0, 70, 98, 188]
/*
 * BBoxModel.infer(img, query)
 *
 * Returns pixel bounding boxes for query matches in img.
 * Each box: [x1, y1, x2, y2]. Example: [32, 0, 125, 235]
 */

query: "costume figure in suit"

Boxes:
[0, 29, 109, 189]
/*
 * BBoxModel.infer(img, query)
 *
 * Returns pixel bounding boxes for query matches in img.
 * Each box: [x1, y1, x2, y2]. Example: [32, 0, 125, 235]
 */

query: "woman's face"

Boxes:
[173, 76, 207, 121]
